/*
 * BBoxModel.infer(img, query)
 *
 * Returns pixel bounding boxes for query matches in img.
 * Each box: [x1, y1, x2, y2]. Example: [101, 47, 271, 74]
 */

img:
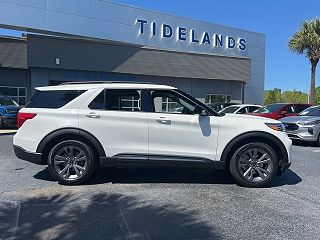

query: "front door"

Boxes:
[146, 89, 219, 162]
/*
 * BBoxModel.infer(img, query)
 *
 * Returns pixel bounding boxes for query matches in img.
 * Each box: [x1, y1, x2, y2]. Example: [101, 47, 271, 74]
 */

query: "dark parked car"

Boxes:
[206, 102, 239, 112]
[0, 96, 21, 128]
[249, 103, 312, 120]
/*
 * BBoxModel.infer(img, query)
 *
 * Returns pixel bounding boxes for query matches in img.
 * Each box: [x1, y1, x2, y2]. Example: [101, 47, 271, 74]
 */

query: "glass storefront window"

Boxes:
[205, 94, 231, 103]
[0, 86, 27, 106]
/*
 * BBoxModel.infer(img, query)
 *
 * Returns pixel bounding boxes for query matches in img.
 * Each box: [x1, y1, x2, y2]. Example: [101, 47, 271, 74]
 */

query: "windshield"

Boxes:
[299, 106, 320, 116]
[254, 104, 286, 113]
[0, 97, 19, 106]
[220, 106, 240, 114]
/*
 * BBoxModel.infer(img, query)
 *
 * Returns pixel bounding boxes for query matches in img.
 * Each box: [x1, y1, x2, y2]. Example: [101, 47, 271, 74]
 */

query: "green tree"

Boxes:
[264, 88, 282, 105]
[315, 86, 320, 104]
[281, 89, 308, 103]
[288, 18, 320, 104]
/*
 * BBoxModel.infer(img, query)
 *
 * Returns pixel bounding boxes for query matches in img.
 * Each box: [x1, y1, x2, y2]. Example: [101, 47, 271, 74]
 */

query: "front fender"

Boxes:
[219, 131, 289, 164]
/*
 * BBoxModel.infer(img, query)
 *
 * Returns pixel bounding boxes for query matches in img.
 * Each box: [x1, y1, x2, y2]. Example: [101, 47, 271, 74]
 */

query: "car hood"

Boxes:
[222, 113, 279, 123]
[280, 115, 320, 124]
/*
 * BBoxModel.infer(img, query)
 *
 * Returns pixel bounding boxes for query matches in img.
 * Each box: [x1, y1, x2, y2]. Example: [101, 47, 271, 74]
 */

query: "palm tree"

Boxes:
[288, 18, 320, 104]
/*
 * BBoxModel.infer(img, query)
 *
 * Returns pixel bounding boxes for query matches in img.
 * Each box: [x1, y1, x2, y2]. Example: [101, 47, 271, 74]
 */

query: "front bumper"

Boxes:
[284, 123, 319, 142]
[13, 145, 43, 165]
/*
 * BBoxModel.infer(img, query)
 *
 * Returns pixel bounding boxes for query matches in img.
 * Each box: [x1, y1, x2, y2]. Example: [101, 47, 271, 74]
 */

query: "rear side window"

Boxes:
[89, 89, 141, 112]
[26, 90, 85, 109]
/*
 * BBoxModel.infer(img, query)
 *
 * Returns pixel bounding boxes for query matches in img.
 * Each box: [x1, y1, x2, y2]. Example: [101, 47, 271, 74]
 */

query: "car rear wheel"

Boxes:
[229, 142, 278, 187]
[47, 140, 97, 185]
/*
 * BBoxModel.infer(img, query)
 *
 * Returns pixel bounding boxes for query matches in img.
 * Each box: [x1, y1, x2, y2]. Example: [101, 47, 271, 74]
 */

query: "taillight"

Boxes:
[17, 112, 37, 128]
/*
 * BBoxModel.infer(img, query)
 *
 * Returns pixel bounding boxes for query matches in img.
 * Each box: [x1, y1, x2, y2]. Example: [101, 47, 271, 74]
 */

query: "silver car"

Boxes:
[280, 105, 320, 145]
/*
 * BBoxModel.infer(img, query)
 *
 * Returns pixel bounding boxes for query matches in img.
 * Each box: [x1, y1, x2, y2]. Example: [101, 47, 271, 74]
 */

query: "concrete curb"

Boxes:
[0, 130, 17, 136]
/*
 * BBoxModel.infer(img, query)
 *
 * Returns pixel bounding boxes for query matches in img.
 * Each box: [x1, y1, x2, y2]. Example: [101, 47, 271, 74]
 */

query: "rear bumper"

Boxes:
[13, 145, 43, 165]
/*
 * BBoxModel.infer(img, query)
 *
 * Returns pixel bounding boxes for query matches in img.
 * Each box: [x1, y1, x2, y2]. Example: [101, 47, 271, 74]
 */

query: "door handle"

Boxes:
[85, 112, 100, 118]
[156, 117, 171, 124]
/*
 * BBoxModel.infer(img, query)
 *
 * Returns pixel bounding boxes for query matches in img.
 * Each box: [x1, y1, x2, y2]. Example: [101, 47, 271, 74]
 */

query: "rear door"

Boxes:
[78, 88, 148, 158]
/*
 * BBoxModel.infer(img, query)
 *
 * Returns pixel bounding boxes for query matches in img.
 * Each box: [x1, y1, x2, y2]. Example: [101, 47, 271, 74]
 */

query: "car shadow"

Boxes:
[34, 167, 302, 187]
[0, 193, 220, 240]
[269, 169, 302, 187]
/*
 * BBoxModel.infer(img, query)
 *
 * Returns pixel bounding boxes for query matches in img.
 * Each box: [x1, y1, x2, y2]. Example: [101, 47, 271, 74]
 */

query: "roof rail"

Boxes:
[59, 81, 152, 85]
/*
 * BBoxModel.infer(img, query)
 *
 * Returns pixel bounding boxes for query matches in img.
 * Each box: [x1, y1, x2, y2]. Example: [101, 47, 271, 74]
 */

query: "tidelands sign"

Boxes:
[136, 19, 247, 51]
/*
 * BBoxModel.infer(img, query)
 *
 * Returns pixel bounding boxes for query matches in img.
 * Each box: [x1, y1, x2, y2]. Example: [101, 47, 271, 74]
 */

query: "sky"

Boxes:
[0, 0, 319, 92]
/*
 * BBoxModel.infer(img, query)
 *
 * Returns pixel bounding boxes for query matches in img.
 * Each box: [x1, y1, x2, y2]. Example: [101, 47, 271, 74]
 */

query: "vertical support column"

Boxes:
[241, 81, 246, 104]
[30, 67, 49, 95]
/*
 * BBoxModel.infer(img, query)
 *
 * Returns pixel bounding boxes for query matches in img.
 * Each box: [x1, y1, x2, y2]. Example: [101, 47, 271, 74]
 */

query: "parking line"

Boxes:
[313, 150, 320, 153]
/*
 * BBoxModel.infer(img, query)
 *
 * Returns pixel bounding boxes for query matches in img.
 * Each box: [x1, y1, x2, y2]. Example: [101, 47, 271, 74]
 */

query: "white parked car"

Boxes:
[13, 82, 291, 187]
[219, 104, 262, 115]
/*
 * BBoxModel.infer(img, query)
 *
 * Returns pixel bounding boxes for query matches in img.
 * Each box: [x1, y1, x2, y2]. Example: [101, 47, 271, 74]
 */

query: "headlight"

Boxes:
[299, 120, 320, 126]
[265, 123, 286, 132]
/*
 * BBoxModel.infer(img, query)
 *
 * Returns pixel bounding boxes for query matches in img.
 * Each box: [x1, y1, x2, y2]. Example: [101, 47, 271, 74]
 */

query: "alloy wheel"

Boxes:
[53, 145, 88, 181]
[237, 147, 273, 183]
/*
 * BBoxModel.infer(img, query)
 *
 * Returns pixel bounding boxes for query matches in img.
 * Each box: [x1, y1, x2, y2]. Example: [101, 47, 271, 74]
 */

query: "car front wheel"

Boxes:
[47, 140, 97, 185]
[229, 142, 278, 187]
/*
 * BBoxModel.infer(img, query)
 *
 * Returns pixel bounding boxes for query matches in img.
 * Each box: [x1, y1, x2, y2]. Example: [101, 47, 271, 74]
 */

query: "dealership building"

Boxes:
[0, 0, 265, 106]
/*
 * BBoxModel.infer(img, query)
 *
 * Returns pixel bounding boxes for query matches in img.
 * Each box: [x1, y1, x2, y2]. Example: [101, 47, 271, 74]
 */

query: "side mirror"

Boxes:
[194, 106, 208, 116]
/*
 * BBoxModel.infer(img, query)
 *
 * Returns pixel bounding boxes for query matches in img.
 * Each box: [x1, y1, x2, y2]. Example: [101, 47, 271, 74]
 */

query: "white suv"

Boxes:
[13, 82, 292, 187]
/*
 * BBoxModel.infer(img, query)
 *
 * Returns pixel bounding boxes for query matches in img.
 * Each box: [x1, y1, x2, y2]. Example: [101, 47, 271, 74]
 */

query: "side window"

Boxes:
[89, 89, 141, 112]
[26, 90, 85, 109]
[248, 106, 260, 113]
[237, 107, 248, 114]
[294, 105, 308, 113]
[88, 91, 104, 110]
[151, 90, 196, 114]
[286, 105, 295, 114]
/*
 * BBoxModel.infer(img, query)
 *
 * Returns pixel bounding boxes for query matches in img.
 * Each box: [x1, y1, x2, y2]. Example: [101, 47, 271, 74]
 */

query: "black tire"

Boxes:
[229, 142, 278, 188]
[317, 134, 320, 147]
[47, 140, 97, 185]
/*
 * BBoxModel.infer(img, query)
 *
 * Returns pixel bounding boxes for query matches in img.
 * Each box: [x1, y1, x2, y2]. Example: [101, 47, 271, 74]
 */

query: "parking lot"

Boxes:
[0, 134, 320, 240]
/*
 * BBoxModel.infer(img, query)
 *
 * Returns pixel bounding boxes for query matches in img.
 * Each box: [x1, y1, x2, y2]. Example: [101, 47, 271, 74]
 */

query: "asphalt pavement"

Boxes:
[0, 134, 320, 240]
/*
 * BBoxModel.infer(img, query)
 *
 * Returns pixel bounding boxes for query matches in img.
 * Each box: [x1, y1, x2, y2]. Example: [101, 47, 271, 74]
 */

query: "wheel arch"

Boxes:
[220, 131, 289, 168]
[36, 128, 106, 164]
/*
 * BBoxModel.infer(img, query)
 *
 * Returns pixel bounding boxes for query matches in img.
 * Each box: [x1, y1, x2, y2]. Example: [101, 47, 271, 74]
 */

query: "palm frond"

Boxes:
[288, 18, 320, 60]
